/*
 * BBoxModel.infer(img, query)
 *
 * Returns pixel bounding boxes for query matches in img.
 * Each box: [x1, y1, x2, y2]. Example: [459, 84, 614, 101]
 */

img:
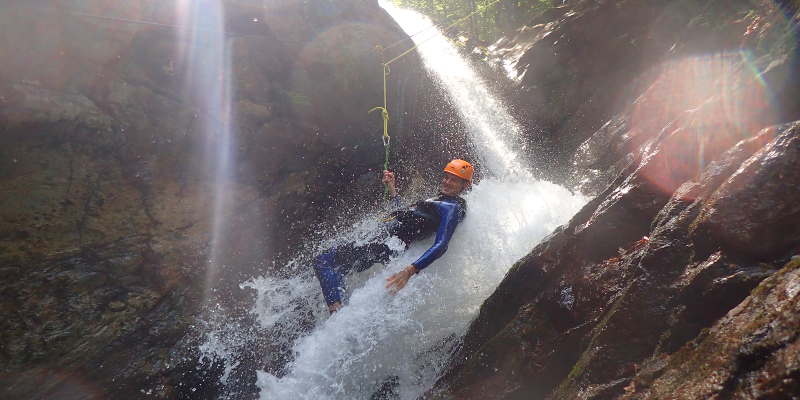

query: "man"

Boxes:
[313, 159, 474, 313]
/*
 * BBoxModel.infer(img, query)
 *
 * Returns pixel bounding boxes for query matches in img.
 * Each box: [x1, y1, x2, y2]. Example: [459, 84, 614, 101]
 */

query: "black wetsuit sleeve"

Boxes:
[411, 201, 462, 271]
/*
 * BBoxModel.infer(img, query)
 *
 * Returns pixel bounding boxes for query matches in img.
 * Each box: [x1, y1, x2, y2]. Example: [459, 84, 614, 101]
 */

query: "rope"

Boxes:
[51, 0, 511, 201]
[369, 62, 392, 198]
[382, 25, 435, 51]
[70, 11, 189, 30]
[370, 0, 510, 199]
[30, 5, 226, 34]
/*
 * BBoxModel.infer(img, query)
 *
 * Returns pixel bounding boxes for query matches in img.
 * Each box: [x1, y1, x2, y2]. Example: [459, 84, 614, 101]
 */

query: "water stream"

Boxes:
[380, 2, 526, 178]
[199, 4, 586, 399]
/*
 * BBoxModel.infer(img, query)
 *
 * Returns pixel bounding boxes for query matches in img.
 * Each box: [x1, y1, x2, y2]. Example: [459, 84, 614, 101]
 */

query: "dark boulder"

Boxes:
[485, 0, 799, 179]
[430, 119, 800, 398]
[621, 258, 800, 399]
[691, 122, 800, 260]
[429, 117, 800, 399]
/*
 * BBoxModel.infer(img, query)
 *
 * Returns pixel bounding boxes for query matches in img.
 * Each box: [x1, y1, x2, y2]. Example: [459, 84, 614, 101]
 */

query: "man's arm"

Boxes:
[410, 201, 460, 270]
[385, 201, 462, 293]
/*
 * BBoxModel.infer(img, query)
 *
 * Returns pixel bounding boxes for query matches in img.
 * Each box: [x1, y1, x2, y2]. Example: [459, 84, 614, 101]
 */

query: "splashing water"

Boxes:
[253, 180, 585, 399]
[198, 3, 587, 399]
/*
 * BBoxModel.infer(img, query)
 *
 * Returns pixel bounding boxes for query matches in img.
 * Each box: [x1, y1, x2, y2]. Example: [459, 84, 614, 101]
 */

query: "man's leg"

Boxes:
[313, 241, 396, 312]
[350, 242, 395, 273]
[313, 247, 345, 310]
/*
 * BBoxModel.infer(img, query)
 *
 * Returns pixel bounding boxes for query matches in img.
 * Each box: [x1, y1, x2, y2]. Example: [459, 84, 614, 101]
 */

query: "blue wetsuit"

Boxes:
[314, 194, 467, 306]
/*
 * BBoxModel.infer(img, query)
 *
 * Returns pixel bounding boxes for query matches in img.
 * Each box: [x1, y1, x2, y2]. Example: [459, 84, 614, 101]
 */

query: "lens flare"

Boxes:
[630, 52, 776, 197]
[175, 0, 236, 299]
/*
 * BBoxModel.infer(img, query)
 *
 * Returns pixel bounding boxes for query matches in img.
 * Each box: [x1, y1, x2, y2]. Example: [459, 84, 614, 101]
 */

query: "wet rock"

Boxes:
[0, 266, 21, 280]
[487, 0, 798, 181]
[0, 84, 112, 130]
[485, 1, 667, 173]
[691, 121, 800, 260]
[622, 258, 800, 399]
[432, 115, 800, 398]
[572, 114, 631, 191]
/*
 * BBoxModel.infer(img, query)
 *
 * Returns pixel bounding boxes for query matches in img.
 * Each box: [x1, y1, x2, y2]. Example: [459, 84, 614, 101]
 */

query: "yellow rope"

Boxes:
[371, 0, 509, 196]
[369, 61, 392, 197]
[369, 59, 390, 153]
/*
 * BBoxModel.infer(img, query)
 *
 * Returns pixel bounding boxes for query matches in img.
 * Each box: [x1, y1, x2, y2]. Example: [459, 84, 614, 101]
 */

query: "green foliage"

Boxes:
[391, 0, 556, 43]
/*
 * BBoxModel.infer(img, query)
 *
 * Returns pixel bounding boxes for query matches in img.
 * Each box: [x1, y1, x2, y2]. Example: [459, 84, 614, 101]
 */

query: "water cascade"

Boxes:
[201, 4, 587, 399]
[380, 2, 526, 178]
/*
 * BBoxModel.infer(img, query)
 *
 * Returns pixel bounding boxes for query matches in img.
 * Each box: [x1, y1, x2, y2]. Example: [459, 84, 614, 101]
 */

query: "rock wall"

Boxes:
[432, 120, 800, 399]
[431, 1, 800, 399]
[0, 0, 462, 398]
[484, 0, 800, 181]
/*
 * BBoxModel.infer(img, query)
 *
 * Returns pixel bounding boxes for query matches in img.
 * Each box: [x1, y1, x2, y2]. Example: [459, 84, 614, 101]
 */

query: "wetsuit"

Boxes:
[314, 194, 467, 306]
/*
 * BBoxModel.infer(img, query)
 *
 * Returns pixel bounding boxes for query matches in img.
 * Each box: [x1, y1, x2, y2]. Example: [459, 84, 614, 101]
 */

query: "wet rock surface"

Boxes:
[621, 258, 800, 399]
[484, 0, 800, 180]
[0, 0, 462, 398]
[431, 1, 799, 396]
[430, 119, 800, 399]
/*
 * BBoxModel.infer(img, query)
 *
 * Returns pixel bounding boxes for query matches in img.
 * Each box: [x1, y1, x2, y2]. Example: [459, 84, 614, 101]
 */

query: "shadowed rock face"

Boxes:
[0, 0, 466, 398]
[621, 258, 800, 399]
[484, 0, 800, 179]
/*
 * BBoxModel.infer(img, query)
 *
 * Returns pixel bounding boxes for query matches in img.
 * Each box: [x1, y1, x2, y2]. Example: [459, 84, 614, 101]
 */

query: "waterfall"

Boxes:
[199, 4, 587, 399]
[252, 180, 584, 399]
[380, 2, 526, 179]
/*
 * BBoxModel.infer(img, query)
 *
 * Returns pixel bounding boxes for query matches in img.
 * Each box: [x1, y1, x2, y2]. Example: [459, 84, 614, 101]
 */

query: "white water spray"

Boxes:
[196, 3, 586, 399]
[239, 4, 587, 400]
[252, 179, 584, 399]
[381, 2, 526, 178]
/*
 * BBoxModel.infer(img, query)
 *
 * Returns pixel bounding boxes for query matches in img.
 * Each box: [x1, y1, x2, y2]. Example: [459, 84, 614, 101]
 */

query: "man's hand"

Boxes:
[382, 170, 398, 197]
[385, 265, 417, 294]
[328, 301, 342, 314]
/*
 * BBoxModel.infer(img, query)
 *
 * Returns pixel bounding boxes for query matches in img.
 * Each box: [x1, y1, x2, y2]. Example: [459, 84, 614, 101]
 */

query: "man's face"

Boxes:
[440, 172, 469, 196]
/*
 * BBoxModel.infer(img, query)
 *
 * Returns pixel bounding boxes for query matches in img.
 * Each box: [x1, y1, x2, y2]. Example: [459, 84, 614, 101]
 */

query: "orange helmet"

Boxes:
[443, 159, 474, 182]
